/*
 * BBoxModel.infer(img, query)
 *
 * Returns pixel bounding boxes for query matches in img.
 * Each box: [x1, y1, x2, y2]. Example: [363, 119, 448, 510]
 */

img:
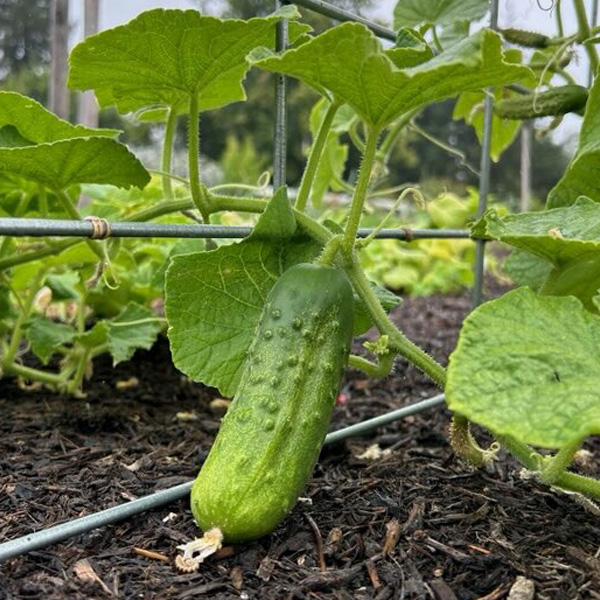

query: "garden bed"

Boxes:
[1, 288, 599, 600]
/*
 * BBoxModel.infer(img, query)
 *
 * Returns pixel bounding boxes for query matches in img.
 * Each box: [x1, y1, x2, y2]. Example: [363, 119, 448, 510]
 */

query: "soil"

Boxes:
[1, 284, 599, 600]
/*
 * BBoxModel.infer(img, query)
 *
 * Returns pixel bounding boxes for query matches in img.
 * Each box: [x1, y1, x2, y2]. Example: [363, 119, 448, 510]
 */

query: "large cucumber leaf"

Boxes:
[394, 0, 488, 29]
[473, 197, 600, 266]
[474, 197, 600, 310]
[250, 26, 530, 131]
[447, 288, 600, 448]
[0, 138, 150, 190]
[0, 92, 119, 143]
[68, 7, 306, 115]
[0, 91, 148, 190]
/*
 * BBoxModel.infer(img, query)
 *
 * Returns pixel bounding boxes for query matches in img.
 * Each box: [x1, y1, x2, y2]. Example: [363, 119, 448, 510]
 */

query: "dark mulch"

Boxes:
[1, 284, 599, 600]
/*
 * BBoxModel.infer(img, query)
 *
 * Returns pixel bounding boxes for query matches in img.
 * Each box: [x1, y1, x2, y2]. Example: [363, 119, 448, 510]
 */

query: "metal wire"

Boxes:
[285, 0, 396, 41]
[472, 0, 499, 307]
[273, 0, 289, 189]
[0, 218, 471, 240]
[0, 394, 445, 562]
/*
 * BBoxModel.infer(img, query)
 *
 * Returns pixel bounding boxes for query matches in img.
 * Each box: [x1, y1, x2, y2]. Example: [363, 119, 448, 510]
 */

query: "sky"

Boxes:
[68, 0, 597, 144]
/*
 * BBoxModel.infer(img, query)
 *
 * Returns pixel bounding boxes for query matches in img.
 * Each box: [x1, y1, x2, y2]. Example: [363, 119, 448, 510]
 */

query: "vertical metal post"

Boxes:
[272, 1, 288, 190]
[472, 0, 499, 307]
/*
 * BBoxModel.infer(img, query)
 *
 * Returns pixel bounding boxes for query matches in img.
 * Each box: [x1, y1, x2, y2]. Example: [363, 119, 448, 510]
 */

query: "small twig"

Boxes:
[305, 514, 326, 572]
[365, 559, 381, 589]
[133, 547, 169, 562]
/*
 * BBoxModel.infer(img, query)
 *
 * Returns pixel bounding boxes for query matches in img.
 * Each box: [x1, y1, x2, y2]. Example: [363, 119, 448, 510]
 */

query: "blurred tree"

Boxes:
[0, 0, 50, 79]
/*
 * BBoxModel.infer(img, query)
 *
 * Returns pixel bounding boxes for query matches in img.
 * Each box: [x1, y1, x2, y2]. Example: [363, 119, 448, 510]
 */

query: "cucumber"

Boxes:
[191, 263, 354, 542]
[500, 28, 550, 48]
[494, 85, 588, 120]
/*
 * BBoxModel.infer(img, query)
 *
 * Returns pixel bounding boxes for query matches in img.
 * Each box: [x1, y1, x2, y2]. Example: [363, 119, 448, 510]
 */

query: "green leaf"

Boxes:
[394, 0, 488, 28]
[165, 237, 320, 397]
[447, 287, 600, 448]
[387, 29, 434, 68]
[0, 137, 150, 190]
[248, 187, 296, 240]
[472, 197, 600, 266]
[454, 88, 521, 162]
[0, 125, 35, 147]
[107, 302, 163, 365]
[74, 321, 109, 349]
[503, 249, 553, 291]
[439, 20, 471, 48]
[310, 135, 348, 208]
[250, 26, 531, 130]
[548, 68, 600, 208]
[44, 272, 81, 301]
[308, 101, 352, 207]
[396, 27, 428, 48]
[0, 91, 120, 143]
[69, 7, 302, 114]
[25, 317, 76, 364]
[353, 284, 400, 336]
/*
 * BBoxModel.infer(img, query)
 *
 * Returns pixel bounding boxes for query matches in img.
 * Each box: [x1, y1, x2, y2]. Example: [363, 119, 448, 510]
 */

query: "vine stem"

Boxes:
[540, 436, 585, 484]
[377, 110, 418, 163]
[3, 268, 45, 365]
[573, 0, 599, 74]
[3, 362, 64, 386]
[343, 127, 381, 259]
[56, 189, 105, 261]
[449, 414, 498, 467]
[161, 107, 178, 203]
[188, 95, 211, 222]
[348, 353, 395, 378]
[346, 255, 447, 387]
[295, 100, 341, 211]
[38, 185, 48, 217]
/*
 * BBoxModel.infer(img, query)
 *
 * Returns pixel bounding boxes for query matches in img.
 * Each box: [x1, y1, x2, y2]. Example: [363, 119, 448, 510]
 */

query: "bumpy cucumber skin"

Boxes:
[495, 86, 588, 120]
[500, 28, 550, 48]
[191, 264, 354, 542]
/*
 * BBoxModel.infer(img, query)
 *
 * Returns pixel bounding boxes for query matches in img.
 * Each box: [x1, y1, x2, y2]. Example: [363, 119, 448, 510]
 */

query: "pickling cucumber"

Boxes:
[500, 28, 550, 48]
[494, 85, 588, 119]
[191, 263, 354, 541]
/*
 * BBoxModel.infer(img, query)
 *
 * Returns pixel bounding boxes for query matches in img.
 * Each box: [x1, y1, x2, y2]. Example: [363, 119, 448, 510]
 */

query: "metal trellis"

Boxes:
[0, 0, 499, 561]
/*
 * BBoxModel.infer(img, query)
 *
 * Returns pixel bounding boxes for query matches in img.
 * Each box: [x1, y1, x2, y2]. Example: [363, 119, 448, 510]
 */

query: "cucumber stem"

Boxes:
[449, 414, 499, 467]
[161, 107, 178, 203]
[4, 268, 45, 365]
[345, 255, 447, 387]
[188, 95, 211, 222]
[540, 435, 585, 485]
[348, 353, 395, 378]
[343, 128, 380, 260]
[295, 100, 341, 211]
[573, 0, 599, 74]
[56, 190, 105, 261]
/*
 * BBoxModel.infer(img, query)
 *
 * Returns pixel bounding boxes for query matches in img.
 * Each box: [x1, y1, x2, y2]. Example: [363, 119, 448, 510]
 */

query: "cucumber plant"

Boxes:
[1, 0, 599, 567]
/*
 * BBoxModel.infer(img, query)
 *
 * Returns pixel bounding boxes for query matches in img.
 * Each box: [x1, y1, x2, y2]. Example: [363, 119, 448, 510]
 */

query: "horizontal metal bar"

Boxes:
[286, 0, 397, 41]
[0, 393, 444, 562]
[0, 218, 471, 240]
